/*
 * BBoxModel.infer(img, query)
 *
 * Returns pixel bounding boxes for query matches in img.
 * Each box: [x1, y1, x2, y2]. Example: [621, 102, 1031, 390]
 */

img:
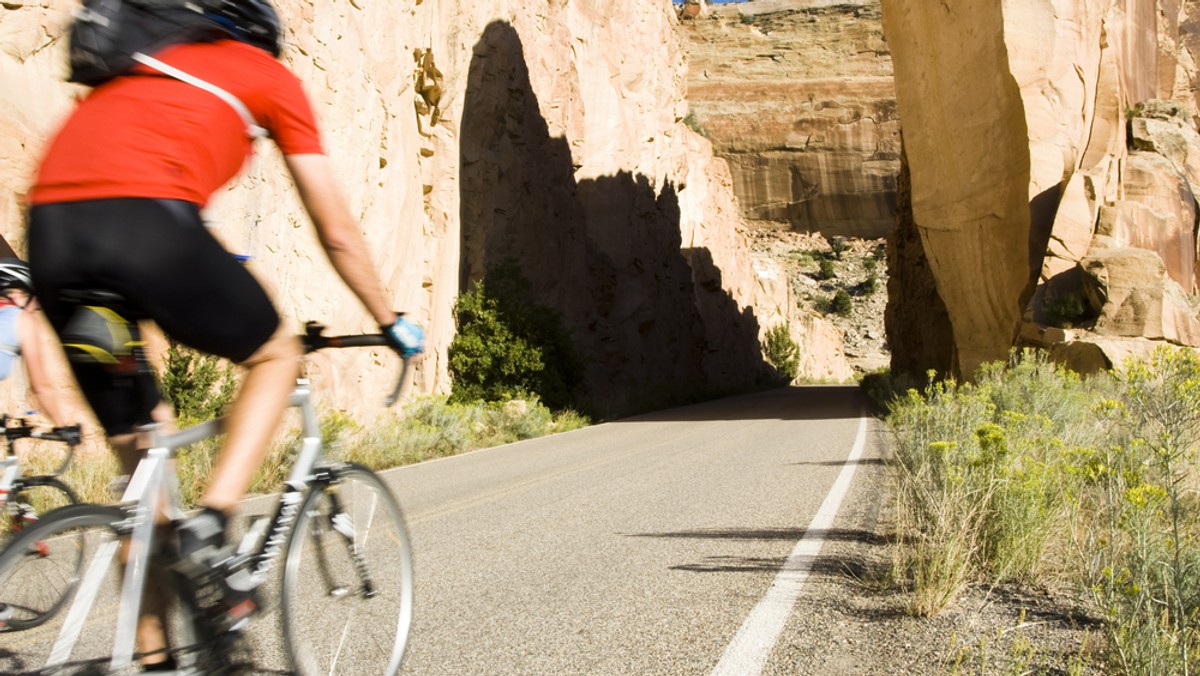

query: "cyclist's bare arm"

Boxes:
[17, 306, 69, 428]
[284, 153, 397, 327]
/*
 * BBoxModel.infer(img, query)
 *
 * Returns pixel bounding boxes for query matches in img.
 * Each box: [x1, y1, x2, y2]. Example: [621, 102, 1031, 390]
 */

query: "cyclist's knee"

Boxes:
[240, 328, 302, 368]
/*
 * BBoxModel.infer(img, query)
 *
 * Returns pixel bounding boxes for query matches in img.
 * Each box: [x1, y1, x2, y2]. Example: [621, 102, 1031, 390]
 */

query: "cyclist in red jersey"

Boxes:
[26, 1, 423, 668]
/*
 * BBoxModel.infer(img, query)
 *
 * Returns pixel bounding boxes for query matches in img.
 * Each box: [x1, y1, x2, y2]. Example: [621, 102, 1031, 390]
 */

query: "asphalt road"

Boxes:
[0, 384, 877, 675]
[392, 384, 874, 675]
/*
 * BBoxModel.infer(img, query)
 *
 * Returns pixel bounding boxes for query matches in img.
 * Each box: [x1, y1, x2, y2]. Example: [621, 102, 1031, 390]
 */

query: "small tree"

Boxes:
[763, 324, 800, 383]
[159, 341, 239, 425]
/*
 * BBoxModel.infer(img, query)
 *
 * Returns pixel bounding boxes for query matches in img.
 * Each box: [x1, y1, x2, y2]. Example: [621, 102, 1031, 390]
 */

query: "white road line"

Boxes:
[710, 414, 871, 676]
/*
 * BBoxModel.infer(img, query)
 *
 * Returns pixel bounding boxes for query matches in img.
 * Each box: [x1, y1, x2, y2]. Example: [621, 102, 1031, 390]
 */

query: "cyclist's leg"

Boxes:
[205, 325, 302, 514]
[101, 202, 300, 518]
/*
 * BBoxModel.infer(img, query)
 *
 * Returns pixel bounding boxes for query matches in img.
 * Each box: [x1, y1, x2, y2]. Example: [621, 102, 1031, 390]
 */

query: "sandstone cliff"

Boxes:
[680, 0, 899, 239]
[0, 0, 852, 431]
[882, 0, 1200, 378]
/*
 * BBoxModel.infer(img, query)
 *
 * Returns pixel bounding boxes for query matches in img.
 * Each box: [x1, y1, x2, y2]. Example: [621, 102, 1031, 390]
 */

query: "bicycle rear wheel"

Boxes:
[282, 463, 413, 676]
[0, 478, 83, 632]
[0, 504, 126, 674]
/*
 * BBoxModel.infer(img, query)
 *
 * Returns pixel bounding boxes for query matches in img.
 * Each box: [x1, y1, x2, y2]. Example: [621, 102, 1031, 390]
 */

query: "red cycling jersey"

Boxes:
[30, 40, 323, 207]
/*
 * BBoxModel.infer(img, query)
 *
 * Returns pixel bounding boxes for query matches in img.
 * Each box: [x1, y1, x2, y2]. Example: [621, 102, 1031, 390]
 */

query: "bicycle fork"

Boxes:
[326, 487, 380, 598]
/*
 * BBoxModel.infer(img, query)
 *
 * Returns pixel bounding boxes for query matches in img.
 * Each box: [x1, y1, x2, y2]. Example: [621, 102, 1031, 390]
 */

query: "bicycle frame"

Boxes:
[47, 378, 329, 672]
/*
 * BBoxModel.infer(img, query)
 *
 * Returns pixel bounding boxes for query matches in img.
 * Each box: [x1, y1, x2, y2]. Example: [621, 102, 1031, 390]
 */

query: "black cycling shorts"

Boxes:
[28, 197, 280, 435]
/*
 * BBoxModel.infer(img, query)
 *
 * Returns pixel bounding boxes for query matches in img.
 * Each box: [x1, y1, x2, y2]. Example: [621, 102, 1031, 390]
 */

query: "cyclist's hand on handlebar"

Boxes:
[382, 314, 425, 357]
[50, 425, 82, 447]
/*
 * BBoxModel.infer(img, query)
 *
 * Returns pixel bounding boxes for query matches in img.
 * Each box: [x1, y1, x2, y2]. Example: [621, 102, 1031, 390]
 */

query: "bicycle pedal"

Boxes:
[207, 589, 260, 636]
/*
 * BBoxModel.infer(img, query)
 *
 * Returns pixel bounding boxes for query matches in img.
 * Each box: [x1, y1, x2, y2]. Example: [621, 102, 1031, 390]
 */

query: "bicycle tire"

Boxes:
[282, 463, 413, 676]
[0, 504, 127, 674]
[2, 474, 78, 534]
[0, 478, 83, 632]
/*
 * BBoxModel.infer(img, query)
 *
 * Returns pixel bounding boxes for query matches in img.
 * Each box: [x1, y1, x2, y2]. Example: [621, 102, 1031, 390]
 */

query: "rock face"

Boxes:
[681, 1, 900, 239]
[0, 1, 851, 426]
[881, 0, 1200, 378]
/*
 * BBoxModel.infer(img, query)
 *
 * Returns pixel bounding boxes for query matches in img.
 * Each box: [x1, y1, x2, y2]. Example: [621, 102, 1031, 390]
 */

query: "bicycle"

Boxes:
[0, 320, 415, 675]
[0, 416, 82, 632]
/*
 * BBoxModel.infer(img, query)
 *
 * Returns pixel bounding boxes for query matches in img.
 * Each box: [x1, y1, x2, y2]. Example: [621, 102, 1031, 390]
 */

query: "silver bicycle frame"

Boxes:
[0, 456, 20, 508]
[46, 378, 323, 671]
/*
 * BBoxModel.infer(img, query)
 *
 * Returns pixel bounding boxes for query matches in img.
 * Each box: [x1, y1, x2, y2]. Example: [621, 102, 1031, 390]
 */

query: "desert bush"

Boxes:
[331, 396, 589, 470]
[828, 289, 853, 317]
[449, 260, 582, 411]
[827, 236, 850, 259]
[884, 347, 1200, 672]
[813, 257, 837, 281]
[682, 111, 710, 138]
[856, 273, 878, 296]
[159, 341, 239, 426]
[1045, 293, 1089, 329]
[763, 324, 800, 383]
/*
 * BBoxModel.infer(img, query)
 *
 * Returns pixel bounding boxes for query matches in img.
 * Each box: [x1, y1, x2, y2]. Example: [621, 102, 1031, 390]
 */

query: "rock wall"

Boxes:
[681, 1, 900, 239]
[881, 0, 1200, 378]
[0, 0, 851, 431]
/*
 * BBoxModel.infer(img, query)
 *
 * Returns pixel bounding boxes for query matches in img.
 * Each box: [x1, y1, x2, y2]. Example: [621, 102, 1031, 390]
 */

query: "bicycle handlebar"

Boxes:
[3, 418, 82, 476]
[300, 322, 413, 407]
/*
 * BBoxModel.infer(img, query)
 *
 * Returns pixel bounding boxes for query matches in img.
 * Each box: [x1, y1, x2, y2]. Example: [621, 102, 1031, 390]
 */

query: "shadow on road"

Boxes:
[791, 457, 886, 467]
[625, 527, 896, 596]
[626, 527, 893, 546]
[617, 385, 873, 423]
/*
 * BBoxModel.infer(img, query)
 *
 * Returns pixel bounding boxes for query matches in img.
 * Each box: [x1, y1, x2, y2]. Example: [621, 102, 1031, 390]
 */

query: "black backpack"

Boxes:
[65, 0, 268, 138]
[67, 0, 227, 87]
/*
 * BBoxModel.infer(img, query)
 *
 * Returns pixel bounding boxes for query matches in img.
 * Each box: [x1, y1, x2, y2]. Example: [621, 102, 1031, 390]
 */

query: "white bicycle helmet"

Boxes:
[0, 259, 33, 294]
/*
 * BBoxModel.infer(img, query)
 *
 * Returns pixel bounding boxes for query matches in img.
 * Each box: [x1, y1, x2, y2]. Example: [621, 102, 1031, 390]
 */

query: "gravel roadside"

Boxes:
[761, 422, 1105, 675]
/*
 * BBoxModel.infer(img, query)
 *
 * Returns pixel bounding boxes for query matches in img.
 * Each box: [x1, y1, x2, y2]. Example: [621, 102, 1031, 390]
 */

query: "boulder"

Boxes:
[1080, 245, 1200, 344]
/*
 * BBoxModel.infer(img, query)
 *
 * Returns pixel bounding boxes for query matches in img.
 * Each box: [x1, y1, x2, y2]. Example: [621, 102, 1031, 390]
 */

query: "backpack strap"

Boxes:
[131, 52, 269, 139]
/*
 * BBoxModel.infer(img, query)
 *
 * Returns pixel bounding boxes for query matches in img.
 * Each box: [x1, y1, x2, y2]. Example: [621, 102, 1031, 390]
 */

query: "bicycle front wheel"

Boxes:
[282, 464, 413, 676]
[0, 478, 83, 632]
[2, 475, 77, 535]
[0, 504, 126, 673]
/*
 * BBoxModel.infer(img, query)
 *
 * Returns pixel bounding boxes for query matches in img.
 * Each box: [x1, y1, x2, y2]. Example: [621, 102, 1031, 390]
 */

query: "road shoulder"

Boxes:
[762, 420, 1103, 675]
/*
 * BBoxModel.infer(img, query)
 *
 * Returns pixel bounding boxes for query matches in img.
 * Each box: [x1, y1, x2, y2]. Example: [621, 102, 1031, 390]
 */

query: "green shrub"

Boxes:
[815, 258, 836, 281]
[828, 289, 853, 317]
[884, 347, 1200, 672]
[449, 260, 582, 411]
[828, 236, 850, 260]
[857, 273, 878, 296]
[159, 341, 239, 426]
[1044, 292, 1088, 328]
[682, 111, 710, 138]
[762, 324, 800, 383]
